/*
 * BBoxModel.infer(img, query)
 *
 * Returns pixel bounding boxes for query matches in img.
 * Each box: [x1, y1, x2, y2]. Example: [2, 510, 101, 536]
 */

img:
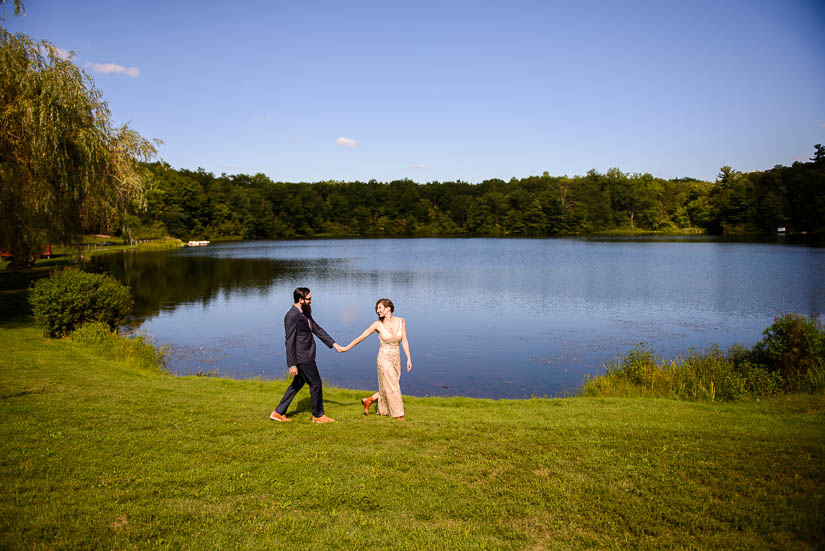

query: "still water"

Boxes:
[94, 237, 825, 398]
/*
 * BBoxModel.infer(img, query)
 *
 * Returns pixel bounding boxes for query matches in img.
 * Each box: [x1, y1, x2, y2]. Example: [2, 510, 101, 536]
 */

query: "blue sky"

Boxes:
[5, 0, 824, 183]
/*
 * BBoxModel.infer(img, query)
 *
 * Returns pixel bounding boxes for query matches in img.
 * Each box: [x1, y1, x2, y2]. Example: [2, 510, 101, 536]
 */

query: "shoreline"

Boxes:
[5, 230, 824, 273]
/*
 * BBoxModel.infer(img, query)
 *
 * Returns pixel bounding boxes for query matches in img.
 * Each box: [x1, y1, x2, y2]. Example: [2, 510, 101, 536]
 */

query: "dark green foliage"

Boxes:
[751, 314, 825, 392]
[28, 269, 133, 337]
[129, 147, 824, 241]
[608, 342, 657, 386]
[811, 144, 825, 164]
[681, 345, 783, 401]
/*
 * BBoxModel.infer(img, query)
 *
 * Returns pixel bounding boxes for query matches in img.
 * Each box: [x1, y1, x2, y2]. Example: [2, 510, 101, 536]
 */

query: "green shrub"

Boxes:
[677, 345, 782, 401]
[615, 342, 657, 386]
[751, 314, 825, 392]
[70, 321, 114, 347]
[29, 269, 133, 337]
[736, 361, 784, 397]
[71, 321, 166, 372]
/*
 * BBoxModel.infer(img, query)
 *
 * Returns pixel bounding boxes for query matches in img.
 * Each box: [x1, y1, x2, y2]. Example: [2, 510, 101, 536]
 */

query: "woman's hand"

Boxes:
[406, 359, 412, 372]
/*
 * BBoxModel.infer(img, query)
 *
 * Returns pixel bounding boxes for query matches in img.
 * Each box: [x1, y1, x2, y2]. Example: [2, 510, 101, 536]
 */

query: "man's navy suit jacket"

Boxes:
[284, 305, 335, 368]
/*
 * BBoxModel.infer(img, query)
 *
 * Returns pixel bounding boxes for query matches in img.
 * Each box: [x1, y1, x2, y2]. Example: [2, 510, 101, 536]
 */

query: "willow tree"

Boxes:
[0, 28, 157, 268]
[0, 0, 24, 20]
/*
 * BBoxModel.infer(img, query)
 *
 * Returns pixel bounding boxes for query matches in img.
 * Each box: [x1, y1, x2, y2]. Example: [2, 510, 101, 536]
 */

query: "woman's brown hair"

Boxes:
[375, 298, 394, 319]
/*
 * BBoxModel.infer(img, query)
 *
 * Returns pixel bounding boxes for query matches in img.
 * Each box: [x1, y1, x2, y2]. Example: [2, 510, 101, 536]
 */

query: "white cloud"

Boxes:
[39, 44, 72, 60]
[336, 137, 357, 147]
[86, 62, 140, 78]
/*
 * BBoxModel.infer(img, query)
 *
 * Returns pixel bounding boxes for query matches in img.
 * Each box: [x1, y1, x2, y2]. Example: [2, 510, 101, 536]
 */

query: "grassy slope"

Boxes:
[1, 325, 824, 550]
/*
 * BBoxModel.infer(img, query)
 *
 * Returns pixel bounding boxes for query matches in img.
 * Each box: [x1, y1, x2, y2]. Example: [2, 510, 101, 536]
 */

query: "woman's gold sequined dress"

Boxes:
[376, 323, 404, 417]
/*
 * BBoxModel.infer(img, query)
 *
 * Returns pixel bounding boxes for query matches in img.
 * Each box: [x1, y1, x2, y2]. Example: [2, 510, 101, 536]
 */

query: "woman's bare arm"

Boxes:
[400, 317, 412, 371]
[340, 321, 379, 352]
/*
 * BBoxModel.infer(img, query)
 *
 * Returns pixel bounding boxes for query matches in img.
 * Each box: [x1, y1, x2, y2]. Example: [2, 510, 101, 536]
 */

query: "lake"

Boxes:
[93, 237, 825, 399]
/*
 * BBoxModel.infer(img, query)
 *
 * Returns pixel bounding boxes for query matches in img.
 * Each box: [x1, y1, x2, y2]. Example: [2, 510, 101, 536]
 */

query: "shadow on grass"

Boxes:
[0, 388, 45, 400]
[285, 396, 351, 418]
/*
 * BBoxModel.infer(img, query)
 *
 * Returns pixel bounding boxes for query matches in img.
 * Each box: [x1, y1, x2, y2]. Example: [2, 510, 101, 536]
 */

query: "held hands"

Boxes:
[333, 343, 343, 353]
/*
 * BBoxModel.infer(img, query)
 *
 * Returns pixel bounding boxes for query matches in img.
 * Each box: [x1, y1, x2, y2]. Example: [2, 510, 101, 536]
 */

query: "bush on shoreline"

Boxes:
[28, 268, 133, 337]
[582, 314, 825, 401]
[750, 313, 825, 392]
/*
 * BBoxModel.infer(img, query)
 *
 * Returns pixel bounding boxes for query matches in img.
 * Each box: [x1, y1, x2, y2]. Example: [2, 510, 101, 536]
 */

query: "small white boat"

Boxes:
[187, 240, 211, 247]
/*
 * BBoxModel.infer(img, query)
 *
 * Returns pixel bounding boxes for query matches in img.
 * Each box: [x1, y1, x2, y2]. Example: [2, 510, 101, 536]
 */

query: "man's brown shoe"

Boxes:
[270, 410, 292, 422]
[312, 415, 335, 424]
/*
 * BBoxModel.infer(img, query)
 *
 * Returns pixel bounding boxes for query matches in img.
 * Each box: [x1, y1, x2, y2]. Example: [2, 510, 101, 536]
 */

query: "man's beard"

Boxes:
[301, 303, 312, 317]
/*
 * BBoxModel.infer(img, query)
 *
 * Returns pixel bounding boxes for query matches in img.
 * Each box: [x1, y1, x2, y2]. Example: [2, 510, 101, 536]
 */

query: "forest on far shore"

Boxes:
[129, 147, 825, 241]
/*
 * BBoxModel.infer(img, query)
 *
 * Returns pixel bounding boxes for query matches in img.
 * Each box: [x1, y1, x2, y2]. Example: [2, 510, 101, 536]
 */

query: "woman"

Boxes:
[339, 298, 412, 420]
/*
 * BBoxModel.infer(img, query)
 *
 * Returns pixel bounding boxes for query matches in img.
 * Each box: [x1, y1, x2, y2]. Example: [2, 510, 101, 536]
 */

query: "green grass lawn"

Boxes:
[1, 326, 823, 549]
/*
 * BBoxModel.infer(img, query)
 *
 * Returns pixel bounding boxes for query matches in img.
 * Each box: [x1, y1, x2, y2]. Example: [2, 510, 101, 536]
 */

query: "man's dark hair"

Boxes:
[293, 287, 311, 303]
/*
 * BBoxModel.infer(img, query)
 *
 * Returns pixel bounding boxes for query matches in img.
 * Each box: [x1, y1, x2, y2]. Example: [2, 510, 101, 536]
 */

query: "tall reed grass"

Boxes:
[70, 321, 167, 373]
[582, 314, 825, 401]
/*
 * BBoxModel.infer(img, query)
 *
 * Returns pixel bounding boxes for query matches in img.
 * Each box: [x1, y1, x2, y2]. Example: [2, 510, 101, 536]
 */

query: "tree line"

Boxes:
[3, 4, 824, 267]
[132, 150, 824, 241]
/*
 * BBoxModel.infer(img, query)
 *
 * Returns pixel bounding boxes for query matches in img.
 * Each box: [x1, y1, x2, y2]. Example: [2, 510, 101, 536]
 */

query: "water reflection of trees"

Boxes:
[93, 252, 316, 320]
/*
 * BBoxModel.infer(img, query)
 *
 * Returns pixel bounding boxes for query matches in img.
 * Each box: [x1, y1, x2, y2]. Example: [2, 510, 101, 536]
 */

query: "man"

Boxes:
[270, 287, 342, 423]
